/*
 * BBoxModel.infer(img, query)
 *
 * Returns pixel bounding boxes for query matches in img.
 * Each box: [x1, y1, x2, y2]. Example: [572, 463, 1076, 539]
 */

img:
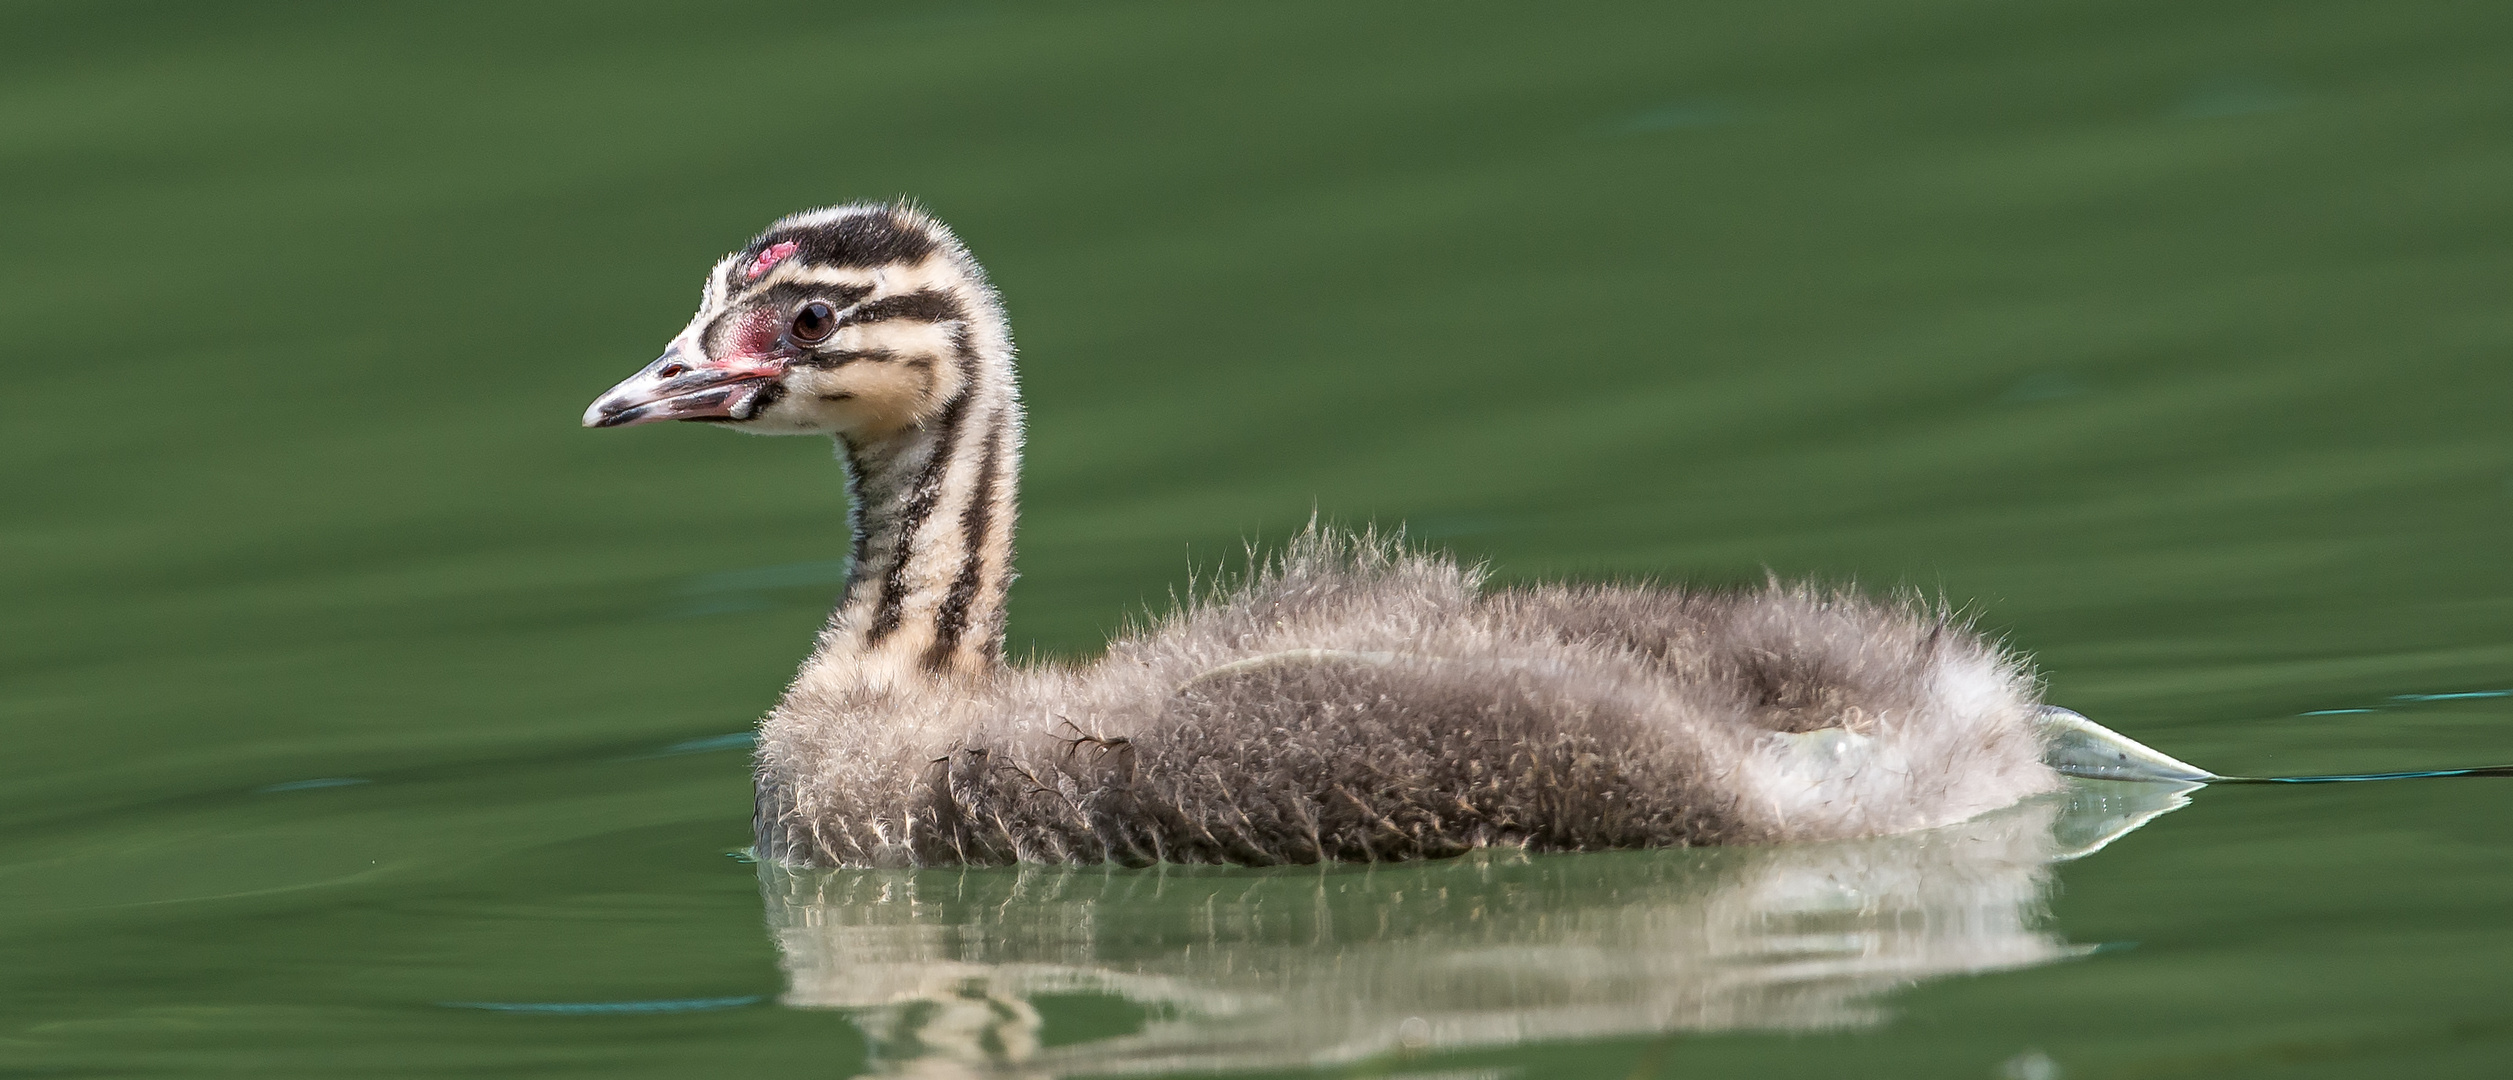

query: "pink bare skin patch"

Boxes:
[729, 310, 785, 365]
[745, 241, 799, 281]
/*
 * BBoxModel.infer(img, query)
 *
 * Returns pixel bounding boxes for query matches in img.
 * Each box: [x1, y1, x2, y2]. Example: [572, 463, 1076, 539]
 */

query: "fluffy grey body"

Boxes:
[585, 202, 2064, 870]
[758, 535, 2056, 867]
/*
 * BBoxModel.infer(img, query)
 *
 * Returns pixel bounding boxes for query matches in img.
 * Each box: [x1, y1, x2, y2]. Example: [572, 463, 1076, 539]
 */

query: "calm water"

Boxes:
[6, 2, 2512, 1076]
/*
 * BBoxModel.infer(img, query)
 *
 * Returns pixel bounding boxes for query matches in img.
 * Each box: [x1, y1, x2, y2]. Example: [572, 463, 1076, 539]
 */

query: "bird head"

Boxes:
[583, 203, 998, 441]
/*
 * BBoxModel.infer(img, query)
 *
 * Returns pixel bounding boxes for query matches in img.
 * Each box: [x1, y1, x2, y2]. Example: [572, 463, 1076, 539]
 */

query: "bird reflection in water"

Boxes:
[761, 780, 2193, 1077]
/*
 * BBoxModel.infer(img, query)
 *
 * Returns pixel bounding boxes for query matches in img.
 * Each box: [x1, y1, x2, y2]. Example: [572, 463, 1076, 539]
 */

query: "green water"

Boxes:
[6, 1, 2513, 1075]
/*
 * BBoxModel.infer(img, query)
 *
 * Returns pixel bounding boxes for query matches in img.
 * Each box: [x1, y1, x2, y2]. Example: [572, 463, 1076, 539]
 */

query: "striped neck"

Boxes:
[816, 339, 1022, 683]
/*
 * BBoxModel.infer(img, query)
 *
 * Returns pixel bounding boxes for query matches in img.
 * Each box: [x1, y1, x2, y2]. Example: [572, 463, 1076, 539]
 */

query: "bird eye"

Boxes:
[790, 301, 836, 344]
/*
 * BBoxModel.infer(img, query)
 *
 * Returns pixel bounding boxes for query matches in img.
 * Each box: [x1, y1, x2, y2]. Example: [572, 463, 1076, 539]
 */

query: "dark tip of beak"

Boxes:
[585, 403, 648, 428]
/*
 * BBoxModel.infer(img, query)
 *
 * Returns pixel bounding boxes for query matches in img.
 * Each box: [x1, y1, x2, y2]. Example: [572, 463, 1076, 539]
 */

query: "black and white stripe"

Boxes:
[758, 203, 1020, 677]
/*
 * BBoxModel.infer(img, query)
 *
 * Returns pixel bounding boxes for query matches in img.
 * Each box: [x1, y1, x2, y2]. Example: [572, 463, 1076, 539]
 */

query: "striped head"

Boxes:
[583, 203, 1008, 440]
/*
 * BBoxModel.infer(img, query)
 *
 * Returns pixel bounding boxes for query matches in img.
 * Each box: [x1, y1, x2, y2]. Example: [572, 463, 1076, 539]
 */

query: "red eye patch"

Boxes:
[734, 310, 784, 357]
[744, 241, 799, 281]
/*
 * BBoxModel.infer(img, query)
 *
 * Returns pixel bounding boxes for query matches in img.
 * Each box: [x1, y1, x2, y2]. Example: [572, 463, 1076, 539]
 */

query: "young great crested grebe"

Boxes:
[583, 203, 2208, 868]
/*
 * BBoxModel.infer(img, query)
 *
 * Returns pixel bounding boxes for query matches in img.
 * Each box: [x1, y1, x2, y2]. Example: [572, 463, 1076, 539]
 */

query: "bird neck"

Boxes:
[819, 351, 1022, 685]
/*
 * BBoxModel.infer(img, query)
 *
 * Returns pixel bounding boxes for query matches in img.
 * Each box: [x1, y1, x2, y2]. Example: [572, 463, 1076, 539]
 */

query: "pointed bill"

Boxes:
[584, 354, 780, 428]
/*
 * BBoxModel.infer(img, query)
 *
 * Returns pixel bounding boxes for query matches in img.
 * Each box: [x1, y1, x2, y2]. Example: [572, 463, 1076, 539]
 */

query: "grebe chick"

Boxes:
[584, 202, 2190, 868]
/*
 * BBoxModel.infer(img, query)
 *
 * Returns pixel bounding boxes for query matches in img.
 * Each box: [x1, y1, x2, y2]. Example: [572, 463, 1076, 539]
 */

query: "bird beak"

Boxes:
[582, 352, 784, 428]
